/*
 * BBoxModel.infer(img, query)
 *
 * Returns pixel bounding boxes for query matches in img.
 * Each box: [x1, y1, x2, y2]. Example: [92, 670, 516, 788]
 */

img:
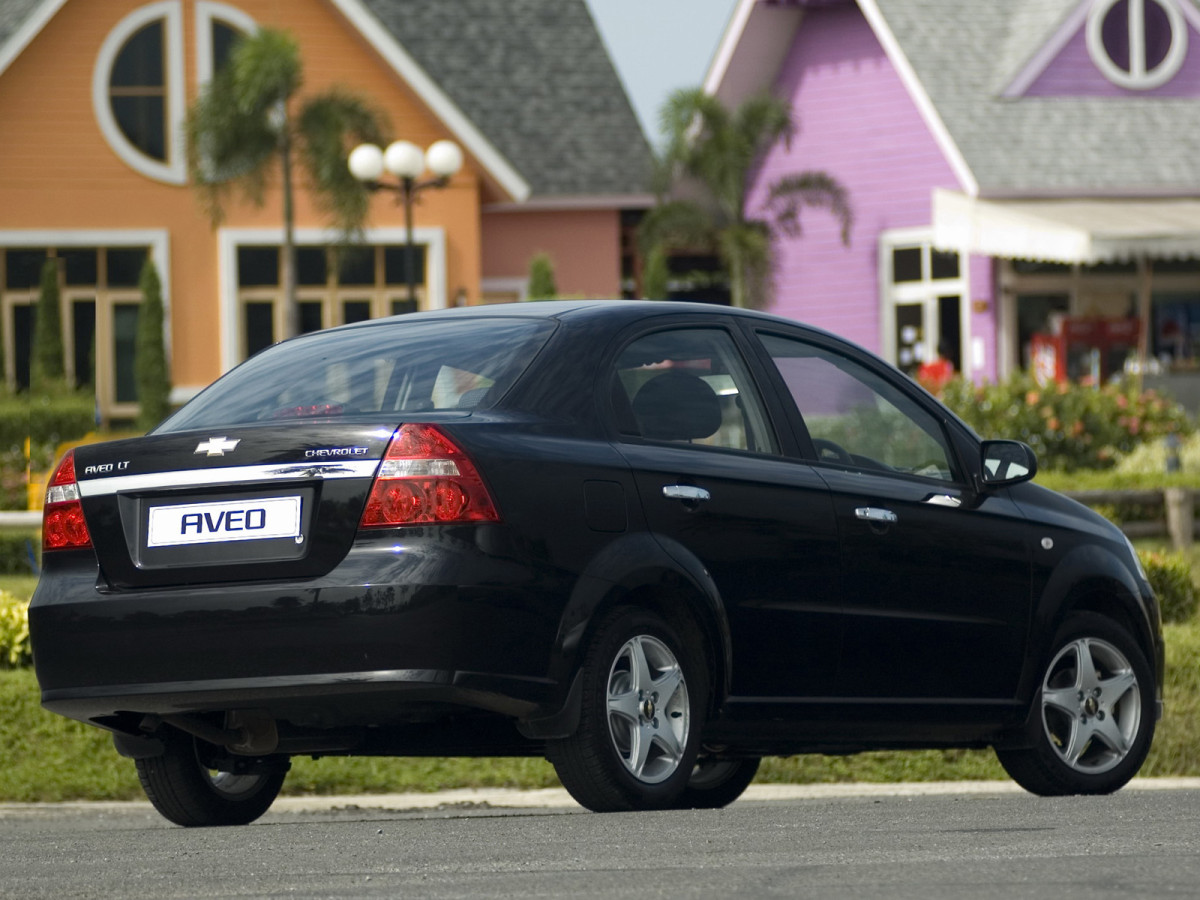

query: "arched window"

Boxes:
[93, 2, 186, 184]
[196, 2, 257, 86]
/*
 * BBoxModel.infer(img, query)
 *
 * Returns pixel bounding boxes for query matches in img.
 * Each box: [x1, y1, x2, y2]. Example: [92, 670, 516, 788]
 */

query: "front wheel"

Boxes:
[135, 728, 288, 827]
[996, 612, 1155, 796]
[548, 606, 707, 812]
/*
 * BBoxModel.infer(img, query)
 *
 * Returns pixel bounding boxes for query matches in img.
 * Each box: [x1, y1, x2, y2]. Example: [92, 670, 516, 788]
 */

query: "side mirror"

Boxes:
[980, 440, 1037, 487]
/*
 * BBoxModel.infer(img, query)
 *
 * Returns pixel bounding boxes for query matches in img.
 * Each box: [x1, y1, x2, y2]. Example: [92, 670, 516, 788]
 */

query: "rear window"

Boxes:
[157, 317, 555, 432]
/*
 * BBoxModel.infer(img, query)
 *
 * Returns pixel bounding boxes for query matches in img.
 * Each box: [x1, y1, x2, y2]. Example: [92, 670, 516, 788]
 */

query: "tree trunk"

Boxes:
[279, 112, 298, 340]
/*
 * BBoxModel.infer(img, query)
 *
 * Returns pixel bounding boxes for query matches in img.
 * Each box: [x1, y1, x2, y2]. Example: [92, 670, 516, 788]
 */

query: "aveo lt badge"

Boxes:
[195, 437, 241, 456]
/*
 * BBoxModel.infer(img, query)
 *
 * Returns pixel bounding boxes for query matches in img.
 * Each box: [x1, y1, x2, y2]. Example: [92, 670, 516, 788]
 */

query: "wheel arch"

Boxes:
[1021, 543, 1162, 706]
[518, 531, 732, 739]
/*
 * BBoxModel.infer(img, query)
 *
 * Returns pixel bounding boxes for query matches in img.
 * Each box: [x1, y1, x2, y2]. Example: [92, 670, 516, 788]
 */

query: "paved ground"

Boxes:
[4, 776, 1198, 815]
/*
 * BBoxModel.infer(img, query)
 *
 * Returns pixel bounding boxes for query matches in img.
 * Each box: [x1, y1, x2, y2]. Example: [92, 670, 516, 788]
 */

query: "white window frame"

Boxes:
[195, 1, 257, 87]
[217, 228, 449, 374]
[878, 227, 971, 373]
[92, 1, 187, 185]
[0, 229, 173, 416]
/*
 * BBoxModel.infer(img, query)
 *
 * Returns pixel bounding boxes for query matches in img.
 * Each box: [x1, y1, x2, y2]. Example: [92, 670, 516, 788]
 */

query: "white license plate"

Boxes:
[147, 496, 302, 548]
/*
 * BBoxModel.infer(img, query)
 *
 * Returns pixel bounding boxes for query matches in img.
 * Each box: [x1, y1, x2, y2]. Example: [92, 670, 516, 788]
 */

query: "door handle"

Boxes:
[663, 485, 710, 503]
[855, 506, 897, 524]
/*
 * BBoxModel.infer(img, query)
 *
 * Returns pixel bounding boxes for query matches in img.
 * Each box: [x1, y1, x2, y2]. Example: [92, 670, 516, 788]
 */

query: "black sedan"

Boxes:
[30, 300, 1163, 825]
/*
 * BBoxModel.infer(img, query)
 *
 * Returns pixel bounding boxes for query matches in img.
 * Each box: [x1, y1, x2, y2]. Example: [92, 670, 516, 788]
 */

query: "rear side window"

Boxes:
[158, 318, 555, 431]
[612, 328, 777, 454]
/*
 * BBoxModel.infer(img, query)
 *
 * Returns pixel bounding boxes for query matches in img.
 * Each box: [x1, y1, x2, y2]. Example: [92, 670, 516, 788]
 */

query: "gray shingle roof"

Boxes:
[0, 0, 654, 201]
[873, 0, 1200, 196]
[0, 0, 41, 50]
[359, 0, 654, 199]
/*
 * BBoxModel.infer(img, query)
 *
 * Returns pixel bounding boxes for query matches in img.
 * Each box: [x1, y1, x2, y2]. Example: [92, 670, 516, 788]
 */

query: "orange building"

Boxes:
[0, 0, 654, 421]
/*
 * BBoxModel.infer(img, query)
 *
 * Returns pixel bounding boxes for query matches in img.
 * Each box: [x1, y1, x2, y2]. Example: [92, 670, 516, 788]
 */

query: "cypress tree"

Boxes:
[135, 259, 171, 430]
[30, 259, 64, 391]
[526, 253, 557, 301]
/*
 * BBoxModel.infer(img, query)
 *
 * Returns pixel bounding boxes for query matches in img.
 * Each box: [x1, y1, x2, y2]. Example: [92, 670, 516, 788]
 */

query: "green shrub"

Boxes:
[940, 373, 1193, 472]
[526, 253, 557, 300]
[1140, 550, 1199, 624]
[0, 590, 30, 668]
[0, 533, 38, 575]
[0, 389, 95, 480]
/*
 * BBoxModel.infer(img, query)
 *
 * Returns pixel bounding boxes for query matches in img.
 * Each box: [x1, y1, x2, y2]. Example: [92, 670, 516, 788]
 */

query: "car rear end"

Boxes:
[29, 313, 574, 750]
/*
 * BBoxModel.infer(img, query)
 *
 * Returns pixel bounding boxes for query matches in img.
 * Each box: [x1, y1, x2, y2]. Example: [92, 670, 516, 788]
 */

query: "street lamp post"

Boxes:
[348, 139, 463, 309]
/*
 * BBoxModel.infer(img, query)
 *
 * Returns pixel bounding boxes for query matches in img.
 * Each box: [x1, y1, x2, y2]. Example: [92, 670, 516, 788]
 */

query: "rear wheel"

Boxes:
[548, 607, 706, 812]
[673, 756, 760, 809]
[996, 612, 1155, 796]
[135, 728, 287, 827]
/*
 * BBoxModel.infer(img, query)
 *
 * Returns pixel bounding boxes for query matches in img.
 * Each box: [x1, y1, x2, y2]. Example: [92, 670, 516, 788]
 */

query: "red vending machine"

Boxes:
[1030, 317, 1139, 384]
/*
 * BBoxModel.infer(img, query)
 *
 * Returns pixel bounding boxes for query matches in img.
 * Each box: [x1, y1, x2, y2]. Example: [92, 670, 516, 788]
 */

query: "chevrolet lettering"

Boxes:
[30, 302, 1163, 828]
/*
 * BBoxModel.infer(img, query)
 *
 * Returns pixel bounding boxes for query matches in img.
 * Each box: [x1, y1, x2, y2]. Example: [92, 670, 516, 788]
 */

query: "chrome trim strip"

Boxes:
[76, 460, 380, 497]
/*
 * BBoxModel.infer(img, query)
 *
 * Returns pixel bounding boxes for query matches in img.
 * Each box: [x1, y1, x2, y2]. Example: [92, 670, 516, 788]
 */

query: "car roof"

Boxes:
[326, 298, 812, 335]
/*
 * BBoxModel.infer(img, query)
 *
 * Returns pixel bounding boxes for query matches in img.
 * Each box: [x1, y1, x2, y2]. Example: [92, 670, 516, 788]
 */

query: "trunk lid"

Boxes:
[72, 424, 396, 589]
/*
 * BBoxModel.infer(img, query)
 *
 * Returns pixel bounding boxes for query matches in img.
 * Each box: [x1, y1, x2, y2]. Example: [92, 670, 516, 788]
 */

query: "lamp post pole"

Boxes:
[348, 140, 464, 310]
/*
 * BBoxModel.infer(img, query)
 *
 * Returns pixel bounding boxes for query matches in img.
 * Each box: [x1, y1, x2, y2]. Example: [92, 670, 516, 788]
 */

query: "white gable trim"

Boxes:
[1003, 0, 1093, 97]
[328, 0, 531, 203]
[0, 0, 66, 78]
[856, 0, 978, 196]
[703, 0, 757, 96]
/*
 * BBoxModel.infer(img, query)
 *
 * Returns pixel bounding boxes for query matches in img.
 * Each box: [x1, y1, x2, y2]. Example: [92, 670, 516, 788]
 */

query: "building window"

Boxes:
[234, 244, 429, 360]
[196, 2, 257, 85]
[94, 2, 186, 183]
[109, 20, 166, 162]
[880, 232, 967, 377]
[0, 245, 155, 416]
[1086, 0, 1188, 90]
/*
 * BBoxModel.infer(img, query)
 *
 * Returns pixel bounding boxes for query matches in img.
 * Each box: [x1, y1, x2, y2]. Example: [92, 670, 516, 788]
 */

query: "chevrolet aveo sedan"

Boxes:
[30, 300, 1162, 826]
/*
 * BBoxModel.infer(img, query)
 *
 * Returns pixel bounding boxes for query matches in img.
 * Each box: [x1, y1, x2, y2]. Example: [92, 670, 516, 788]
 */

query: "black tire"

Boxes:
[996, 612, 1155, 796]
[135, 728, 287, 827]
[548, 606, 707, 812]
[673, 756, 760, 809]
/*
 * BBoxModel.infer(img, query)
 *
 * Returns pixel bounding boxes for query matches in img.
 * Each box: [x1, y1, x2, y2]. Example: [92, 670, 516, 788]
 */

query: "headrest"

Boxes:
[631, 371, 722, 441]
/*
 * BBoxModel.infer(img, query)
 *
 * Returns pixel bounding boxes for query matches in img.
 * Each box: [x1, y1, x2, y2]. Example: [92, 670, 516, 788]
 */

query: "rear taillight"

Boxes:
[360, 424, 500, 528]
[43, 450, 92, 550]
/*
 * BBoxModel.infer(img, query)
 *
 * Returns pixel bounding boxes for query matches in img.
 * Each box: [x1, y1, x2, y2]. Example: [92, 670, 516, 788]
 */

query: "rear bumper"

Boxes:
[30, 537, 567, 730]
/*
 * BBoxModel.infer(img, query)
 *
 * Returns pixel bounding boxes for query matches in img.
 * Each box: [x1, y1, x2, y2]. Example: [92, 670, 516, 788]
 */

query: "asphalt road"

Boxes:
[2, 782, 1199, 899]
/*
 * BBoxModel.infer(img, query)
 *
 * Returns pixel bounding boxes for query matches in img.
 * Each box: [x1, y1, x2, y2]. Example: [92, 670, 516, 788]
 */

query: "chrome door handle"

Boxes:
[855, 506, 897, 524]
[663, 485, 710, 502]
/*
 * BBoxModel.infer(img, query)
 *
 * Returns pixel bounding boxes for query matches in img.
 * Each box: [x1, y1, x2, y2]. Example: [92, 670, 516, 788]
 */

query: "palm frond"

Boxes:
[231, 28, 302, 114]
[765, 172, 854, 244]
[637, 200, 718, 255]
[297, 90, 391, 239]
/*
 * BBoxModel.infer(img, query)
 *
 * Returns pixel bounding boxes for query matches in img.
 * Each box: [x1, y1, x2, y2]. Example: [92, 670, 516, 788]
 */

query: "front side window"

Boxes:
[612, 328, 776, 454]
[761, 333, 955, 481]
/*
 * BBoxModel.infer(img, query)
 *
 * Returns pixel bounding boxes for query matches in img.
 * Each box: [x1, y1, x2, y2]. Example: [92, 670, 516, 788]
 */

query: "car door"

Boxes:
[753, 329, 1033, 704]
[609, 324, 843, 700]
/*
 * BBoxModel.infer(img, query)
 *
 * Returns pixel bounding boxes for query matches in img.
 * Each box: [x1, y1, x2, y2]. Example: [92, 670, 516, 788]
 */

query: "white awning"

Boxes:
[932, 189, 1200, 263]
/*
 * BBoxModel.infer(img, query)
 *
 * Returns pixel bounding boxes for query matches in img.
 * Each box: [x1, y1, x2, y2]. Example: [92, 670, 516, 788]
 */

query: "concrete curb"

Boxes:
[5, 778, 1199, 814]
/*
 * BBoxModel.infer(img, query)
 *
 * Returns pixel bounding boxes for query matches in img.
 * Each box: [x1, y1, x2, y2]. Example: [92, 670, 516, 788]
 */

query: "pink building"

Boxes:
[709, 0, 1200, 396]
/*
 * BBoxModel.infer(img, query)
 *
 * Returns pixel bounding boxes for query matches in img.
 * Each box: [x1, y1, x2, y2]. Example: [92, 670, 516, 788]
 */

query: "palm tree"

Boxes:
[187, 28, 388, 339]
[640, 89, 852, 310]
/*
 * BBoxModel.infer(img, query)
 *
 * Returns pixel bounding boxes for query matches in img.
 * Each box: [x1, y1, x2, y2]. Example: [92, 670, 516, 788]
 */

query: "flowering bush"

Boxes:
[0, 590, 30, 668]
[938, 373, 1193, 471]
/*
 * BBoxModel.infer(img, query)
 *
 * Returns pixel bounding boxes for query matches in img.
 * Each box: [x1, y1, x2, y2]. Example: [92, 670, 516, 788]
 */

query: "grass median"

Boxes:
[4, 585, 1199, 802]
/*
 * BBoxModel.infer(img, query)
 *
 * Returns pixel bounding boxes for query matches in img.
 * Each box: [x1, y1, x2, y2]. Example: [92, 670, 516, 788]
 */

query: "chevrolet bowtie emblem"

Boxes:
[195, 437, 241, 456]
